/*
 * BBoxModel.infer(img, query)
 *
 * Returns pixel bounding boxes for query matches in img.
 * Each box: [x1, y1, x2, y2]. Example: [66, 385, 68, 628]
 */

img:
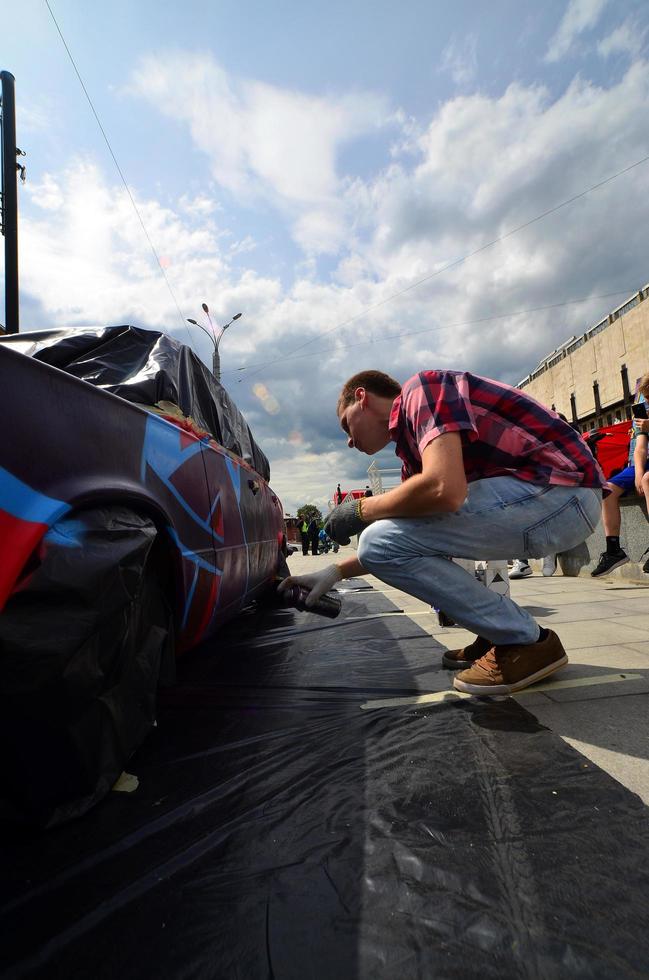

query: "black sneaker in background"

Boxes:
[591, 550, 629, 577]
[642, 548, 649, 574]
[443, 635, 493, 670]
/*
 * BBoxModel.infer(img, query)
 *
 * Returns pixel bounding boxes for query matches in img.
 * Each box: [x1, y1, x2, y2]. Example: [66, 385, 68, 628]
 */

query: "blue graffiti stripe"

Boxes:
[165, 525, 222, 629]
[181, 564, 200, 630]
[141, 417, 215, 534]
[141, 416, 205, 482]
[165, 525, 220, 574]
[220, 455, 249, 594]
[0, 466, 70, 525]
[208, 491, 220, 519]
[225, 456, 242, 504]
[44, 517, 87, 549]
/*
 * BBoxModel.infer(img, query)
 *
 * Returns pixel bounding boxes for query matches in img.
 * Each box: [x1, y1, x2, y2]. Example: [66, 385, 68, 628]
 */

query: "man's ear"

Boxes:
[355, 386, 366, 406]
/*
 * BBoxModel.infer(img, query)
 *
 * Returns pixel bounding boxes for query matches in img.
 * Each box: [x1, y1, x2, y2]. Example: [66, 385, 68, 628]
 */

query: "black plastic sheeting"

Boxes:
[2, 584, 649, 978]
[0, 325, 270, 480]
[0, 507, 173, 827]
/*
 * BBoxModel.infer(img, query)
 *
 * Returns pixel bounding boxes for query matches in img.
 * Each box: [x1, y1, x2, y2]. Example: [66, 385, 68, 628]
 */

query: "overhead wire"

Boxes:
[43, 0, 195, 347]
[221, 287, 641, 378]
[232, 152, 649, 383]
[41, 0, 649, 376]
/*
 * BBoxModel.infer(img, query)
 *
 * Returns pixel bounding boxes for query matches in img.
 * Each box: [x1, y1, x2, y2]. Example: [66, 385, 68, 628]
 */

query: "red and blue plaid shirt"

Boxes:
[389, 371, 606, 488]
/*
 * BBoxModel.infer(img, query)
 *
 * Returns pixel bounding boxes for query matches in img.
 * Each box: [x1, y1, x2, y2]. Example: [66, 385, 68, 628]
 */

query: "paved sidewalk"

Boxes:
[286, 546, 649, 803]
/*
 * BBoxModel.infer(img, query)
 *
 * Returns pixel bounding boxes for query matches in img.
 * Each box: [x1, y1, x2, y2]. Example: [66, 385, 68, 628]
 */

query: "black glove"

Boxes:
[324, 499, 368, 545]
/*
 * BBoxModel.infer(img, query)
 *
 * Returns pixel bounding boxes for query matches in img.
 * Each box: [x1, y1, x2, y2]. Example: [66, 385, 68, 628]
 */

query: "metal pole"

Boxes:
[212, 348, 221, 383]
[1, 71, 19, 333]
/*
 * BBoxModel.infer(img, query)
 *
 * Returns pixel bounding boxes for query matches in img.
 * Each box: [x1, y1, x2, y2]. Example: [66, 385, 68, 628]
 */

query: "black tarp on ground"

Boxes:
[0, 326, 270, 480]
[2, 584, 649, 979]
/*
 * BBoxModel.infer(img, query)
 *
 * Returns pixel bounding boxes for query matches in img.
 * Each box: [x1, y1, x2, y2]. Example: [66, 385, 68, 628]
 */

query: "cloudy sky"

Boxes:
[4, 0, 649, 515]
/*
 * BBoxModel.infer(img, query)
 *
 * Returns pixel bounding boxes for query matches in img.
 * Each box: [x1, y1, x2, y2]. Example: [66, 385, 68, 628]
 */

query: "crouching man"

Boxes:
[280, 369, 605, 695]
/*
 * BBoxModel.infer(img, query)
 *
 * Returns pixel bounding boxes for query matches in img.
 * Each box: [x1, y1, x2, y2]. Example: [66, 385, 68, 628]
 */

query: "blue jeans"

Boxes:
[357, 477, 602, 645]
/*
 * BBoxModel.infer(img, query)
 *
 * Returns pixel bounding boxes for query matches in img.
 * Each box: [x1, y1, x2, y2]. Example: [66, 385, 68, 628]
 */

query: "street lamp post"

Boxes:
[187, 305, 242, 383]
[1, 71, 21, 334]
[212, 310, 242, 383]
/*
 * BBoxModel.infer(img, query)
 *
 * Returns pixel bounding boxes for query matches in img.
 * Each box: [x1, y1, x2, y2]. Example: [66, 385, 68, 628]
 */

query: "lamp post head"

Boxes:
[222, 312, 243, 333]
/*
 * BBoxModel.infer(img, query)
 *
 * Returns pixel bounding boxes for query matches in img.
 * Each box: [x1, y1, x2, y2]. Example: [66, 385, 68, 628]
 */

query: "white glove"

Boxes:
[277, 564, 343, 608]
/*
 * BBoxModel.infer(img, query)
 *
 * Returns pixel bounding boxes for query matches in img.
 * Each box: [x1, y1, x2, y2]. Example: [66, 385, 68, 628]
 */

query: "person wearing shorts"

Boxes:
[591, 374, 649, 576]
[591, 433, 649, 575]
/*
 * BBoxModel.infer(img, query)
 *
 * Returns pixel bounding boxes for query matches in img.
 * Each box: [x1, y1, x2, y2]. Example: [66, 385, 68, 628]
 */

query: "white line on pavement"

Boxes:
[359, 672, 646, 711]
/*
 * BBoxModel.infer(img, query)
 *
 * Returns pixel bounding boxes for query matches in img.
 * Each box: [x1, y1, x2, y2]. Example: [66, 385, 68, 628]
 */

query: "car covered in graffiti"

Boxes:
[0, 325, 287, 824]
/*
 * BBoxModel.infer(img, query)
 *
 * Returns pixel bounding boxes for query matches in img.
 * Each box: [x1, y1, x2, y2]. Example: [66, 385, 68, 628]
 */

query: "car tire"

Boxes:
[0, 506, 174, 826]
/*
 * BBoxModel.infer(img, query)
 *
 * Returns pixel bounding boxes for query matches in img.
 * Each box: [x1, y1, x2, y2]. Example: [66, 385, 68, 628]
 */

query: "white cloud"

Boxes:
[17, 56, 649, 513]
[292, 205, 348, 255]
[229, 235, 257, 256]
[19, 158, 278, 334]
[128, 52, 391, 254]
[28, 173, 64, 211]
[178, 193, 221, 217]
[545, 0, 609, 62]
[439, 35, 478, 86]
[598, 20, 646, 59]
[16, 99, 52, 135]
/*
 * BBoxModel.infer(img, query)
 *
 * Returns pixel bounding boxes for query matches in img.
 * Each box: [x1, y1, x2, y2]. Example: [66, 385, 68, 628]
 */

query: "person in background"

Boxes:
[308, 518, 320, 557]
[335, 483, 343, 505]
[582, 428, 611, 462]
[509, 558, 533, 579]
[300, 517, 310, 556]
[639, 426, 649, 574]
[364, 485, 373, 497]
[542, 554, 558, 576]
[509, 553, 556, 577]
[591, 372, 649, 576]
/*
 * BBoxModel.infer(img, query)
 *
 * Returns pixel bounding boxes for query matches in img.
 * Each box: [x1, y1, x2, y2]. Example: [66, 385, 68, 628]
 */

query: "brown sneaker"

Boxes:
[453, 629, 568, 695]
[442, 635, 493, 670]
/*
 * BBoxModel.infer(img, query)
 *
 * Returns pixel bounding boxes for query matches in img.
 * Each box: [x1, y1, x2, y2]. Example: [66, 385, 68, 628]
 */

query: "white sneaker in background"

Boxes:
[509, 559, 533, 579]
[542, 554, 557, 576]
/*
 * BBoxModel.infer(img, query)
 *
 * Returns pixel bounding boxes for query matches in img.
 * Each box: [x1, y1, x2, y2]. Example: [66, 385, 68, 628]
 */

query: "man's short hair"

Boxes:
[638, 371, 649, 400]
[337, 370, 401, 415]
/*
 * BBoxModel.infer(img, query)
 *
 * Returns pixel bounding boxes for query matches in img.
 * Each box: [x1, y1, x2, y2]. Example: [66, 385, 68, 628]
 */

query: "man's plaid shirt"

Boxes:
[388, 371, 606, 488]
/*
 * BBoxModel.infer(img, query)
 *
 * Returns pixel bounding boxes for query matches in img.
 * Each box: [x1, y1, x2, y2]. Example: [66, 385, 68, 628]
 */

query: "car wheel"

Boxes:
[0, 506, 174, 826]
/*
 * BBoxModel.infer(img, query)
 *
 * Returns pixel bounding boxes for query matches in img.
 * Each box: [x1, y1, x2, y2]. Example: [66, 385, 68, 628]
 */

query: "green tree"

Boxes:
[296, 504, 322, 526]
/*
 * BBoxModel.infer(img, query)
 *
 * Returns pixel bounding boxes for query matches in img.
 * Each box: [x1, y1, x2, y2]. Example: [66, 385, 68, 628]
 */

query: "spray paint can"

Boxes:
[278, 584, 342, 619]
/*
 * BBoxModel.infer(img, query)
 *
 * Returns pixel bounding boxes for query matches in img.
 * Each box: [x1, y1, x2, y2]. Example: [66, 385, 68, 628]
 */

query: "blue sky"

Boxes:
[4, 0, 649, 513]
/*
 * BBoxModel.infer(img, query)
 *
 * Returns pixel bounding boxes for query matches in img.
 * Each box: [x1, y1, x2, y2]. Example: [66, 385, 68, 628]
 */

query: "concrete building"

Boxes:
[517, 284, 649, 431]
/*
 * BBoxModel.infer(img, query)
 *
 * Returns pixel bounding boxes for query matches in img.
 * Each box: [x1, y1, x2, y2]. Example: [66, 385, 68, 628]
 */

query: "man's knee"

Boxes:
[358, 518, 443, 568]
[603, 485, 623, 505]
[357, 520, 392, 568]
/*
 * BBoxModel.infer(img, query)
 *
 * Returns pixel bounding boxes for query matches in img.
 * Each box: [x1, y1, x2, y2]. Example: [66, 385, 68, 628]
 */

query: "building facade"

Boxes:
[518, 285, 649, 431]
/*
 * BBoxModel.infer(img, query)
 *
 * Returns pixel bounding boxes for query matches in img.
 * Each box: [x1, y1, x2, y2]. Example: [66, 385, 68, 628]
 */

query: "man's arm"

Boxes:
[360, 431, 467, 520]
[329, 434, 465, 568]
[634, 422, 649, 494]
[336, 555, 366, 577]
